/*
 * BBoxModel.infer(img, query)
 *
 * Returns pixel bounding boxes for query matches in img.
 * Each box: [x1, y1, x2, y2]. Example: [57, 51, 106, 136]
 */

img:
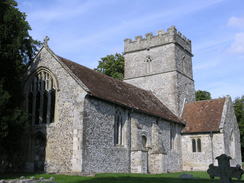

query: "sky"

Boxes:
[16, 0, 244, 99]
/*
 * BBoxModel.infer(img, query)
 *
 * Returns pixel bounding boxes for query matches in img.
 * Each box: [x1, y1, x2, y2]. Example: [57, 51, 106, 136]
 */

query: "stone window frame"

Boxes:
[192, 137, 201, 153]
[114, 109, 124, 146]
[142, 135, 147, 148]
[24, 67, 59, 125]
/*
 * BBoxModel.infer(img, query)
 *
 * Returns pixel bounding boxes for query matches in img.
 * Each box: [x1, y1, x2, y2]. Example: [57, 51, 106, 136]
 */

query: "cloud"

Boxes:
[227, 16, 244, 28]
[60, 0, 225, 46]
[229, 32, 244, 53]
[28, 0, 108, 23]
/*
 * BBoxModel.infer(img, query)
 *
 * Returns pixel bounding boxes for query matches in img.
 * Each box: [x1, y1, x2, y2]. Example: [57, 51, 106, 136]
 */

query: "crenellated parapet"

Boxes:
[124, 26, 192, 54]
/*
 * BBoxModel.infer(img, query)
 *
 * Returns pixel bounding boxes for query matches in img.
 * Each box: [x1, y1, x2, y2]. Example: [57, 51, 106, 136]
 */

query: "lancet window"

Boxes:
[26, 69, 57, 125]
[114, 110, 123, 145]
[192, 138, 201, 152]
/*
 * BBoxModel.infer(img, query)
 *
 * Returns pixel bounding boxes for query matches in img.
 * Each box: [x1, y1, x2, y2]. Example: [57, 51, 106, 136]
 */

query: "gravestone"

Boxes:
[207, 154, 244, 183]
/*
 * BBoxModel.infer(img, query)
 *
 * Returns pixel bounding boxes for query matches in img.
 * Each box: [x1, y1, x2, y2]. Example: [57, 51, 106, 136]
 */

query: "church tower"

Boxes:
[123, 26, 195, 116]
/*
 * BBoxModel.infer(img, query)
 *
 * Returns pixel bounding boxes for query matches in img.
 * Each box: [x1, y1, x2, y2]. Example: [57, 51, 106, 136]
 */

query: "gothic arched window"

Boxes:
[26, 69, 57, 125]
[114, 110, 123, 145]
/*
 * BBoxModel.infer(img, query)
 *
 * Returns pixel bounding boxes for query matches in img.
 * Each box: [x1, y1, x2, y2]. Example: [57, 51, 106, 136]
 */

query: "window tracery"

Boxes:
[26, 69, 57, 125]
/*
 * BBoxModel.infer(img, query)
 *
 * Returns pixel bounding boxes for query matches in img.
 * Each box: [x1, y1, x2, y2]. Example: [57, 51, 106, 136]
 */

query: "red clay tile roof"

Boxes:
[181, 98, 226, 133]
[58, 56, 183, 124]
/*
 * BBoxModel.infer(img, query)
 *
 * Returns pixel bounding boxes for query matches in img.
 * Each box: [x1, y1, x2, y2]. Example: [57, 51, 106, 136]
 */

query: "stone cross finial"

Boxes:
[207, 154, 244, 183]
[43, 36, 50, 46]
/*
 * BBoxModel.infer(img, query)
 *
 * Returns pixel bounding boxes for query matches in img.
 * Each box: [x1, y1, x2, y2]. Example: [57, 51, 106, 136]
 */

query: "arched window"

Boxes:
[114, 110, 123, 145]
[26, 69, 57, 125]
[192, 139, 196, 152]
[197, 138, 201, 152]
[142, 135, 147, 148]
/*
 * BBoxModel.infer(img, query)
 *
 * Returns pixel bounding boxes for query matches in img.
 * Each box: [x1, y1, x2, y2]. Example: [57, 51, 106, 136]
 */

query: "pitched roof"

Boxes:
[57, 56, 183, 124]
[181, 98, 226, 133]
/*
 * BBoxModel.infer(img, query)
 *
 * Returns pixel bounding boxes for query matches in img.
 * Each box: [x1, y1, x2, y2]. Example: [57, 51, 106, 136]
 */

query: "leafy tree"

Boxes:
[195, 90, 211, 101]
[95, 53, 124, 80]
[234, 96, 244, 124]
[233, 96, 244, 160]
[0, 0, 39, 171]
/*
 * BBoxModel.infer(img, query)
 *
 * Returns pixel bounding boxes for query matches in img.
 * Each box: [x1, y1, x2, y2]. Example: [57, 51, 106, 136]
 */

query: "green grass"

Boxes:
[0, 171, 243, 183]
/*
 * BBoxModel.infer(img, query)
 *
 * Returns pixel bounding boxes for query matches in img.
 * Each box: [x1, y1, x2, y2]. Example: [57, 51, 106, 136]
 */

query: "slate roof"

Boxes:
[57, 56, 183, 124]
[181, 98, 226, 133]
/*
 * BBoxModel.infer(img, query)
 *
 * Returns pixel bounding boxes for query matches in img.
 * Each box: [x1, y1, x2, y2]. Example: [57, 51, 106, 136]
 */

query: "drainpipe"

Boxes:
[210, 131, 214, 164]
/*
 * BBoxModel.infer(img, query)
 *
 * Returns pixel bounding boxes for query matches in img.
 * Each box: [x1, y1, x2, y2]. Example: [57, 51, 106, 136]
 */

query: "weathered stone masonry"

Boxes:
[124, 26, 195, 116]
[23, 26, 241, 174]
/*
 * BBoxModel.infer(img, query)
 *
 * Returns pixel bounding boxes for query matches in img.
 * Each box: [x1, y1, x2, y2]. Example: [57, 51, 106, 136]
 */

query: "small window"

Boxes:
[192, 139, 196, 152]
[114, 110, 123, 145]
[192, 138, 201, 152]
[142, 135, 147, 148]
[197, 138, 201, 152]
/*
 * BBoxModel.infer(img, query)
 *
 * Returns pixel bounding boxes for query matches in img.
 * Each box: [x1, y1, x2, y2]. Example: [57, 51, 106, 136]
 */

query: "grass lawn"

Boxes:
[1, 171, 244, 183]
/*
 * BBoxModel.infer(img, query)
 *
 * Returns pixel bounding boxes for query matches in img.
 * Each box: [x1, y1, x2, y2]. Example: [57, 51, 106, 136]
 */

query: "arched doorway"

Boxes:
[34, 132, 46, 172]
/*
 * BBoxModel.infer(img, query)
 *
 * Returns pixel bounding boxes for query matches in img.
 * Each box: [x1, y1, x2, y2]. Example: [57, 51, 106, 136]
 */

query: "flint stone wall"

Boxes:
[181, 133, 224, 171]
[26, 47, 87, 173]
[130, 112, 183, 173]
[82, 96, 130, 173]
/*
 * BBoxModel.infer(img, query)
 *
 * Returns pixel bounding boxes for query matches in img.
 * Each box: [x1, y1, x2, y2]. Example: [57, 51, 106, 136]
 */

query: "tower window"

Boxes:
[145, 55, 153, 74]
[26, 69, 57, 125]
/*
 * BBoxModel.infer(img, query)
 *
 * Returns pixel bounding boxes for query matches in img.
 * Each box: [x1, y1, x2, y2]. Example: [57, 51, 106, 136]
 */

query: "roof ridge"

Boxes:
[57, 55, 183, 124]
[57, 55, 158, 96]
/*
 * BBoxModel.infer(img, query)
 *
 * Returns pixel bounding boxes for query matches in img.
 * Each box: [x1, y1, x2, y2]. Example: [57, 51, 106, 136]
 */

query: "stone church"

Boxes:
[23, 26, 241, 173]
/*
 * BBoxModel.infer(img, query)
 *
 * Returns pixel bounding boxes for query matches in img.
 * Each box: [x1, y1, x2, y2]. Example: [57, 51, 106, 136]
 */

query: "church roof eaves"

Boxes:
[181, 98, 226, 133]
[57, 56, 183, 125]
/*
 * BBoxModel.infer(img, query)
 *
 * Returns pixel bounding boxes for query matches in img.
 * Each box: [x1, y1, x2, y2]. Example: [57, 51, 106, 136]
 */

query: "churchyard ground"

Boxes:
[1, 172, 244, 183]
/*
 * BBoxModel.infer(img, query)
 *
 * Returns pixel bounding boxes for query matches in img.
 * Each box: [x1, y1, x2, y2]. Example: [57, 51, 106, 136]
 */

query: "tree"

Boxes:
[95, 53, 124, 80]
[234, 96, 244, 124]
[0, 0, 39, 171]
[233, 96, 244, 160]
[195, 90, 211, 101]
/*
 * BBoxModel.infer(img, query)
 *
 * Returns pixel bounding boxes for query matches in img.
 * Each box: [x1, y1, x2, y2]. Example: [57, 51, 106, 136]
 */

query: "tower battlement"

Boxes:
[124, 26, 192, 54]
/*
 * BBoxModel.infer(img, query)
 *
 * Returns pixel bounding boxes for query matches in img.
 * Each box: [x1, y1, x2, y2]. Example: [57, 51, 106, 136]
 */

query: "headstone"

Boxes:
[207, 154, 244, 183]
